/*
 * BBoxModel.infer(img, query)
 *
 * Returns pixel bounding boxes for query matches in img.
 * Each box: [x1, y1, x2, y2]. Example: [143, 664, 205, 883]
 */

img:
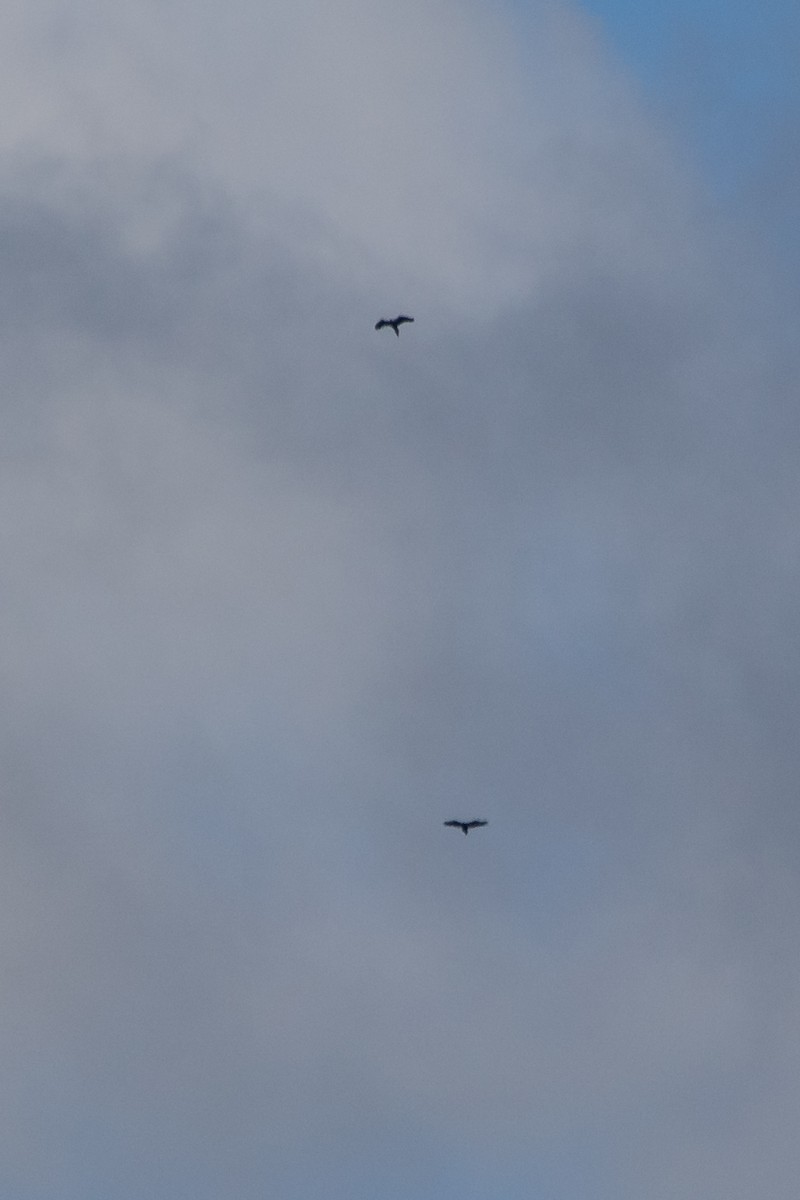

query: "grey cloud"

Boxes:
[1, 3, 800, 1198]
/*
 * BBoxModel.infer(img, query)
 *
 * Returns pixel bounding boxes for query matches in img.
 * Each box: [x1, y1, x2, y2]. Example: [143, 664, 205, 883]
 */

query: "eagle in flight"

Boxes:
[444, 820, 488, 836]
[375, 315, 414, 336]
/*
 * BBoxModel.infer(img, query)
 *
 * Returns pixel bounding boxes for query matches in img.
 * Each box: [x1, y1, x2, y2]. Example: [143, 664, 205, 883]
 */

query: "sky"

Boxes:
[1, 2, 799, 1198]
[575, 0, 800, 201]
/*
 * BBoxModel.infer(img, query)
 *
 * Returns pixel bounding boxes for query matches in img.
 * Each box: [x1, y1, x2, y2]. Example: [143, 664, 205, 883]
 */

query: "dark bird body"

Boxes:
[444, 820, 488, 835]
[375, 315, 414, 336]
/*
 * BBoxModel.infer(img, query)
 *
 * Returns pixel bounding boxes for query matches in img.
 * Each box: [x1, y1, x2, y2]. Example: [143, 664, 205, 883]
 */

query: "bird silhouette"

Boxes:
[444, 820, 488, 836]
[375, 315, 414, 336]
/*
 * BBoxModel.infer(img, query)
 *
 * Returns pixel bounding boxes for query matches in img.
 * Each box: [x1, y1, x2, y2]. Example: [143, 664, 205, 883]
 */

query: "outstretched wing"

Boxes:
[465, 820, 488, 829]
[395, 315, 414, 325]
[443, 820, 463, 829]
[375, 319, 388, 330]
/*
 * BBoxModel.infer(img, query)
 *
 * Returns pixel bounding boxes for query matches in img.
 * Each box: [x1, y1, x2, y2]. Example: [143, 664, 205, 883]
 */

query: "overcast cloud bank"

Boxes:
[1, 2, 799, 1198]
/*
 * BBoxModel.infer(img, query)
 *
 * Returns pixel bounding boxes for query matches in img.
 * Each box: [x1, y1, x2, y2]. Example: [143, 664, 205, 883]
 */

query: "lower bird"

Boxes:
[375, 315, 414, 336]
[444, 820, 488, 836]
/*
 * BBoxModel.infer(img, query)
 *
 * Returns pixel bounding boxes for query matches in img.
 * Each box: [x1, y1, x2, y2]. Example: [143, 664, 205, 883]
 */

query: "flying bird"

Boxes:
[444, 820, 488, 836]
[375, 315, 414, 336]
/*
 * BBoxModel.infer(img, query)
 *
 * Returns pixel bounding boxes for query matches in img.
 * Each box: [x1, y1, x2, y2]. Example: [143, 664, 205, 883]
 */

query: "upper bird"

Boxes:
[444, 820, 488, 836]
[375, 315, 414, 337]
